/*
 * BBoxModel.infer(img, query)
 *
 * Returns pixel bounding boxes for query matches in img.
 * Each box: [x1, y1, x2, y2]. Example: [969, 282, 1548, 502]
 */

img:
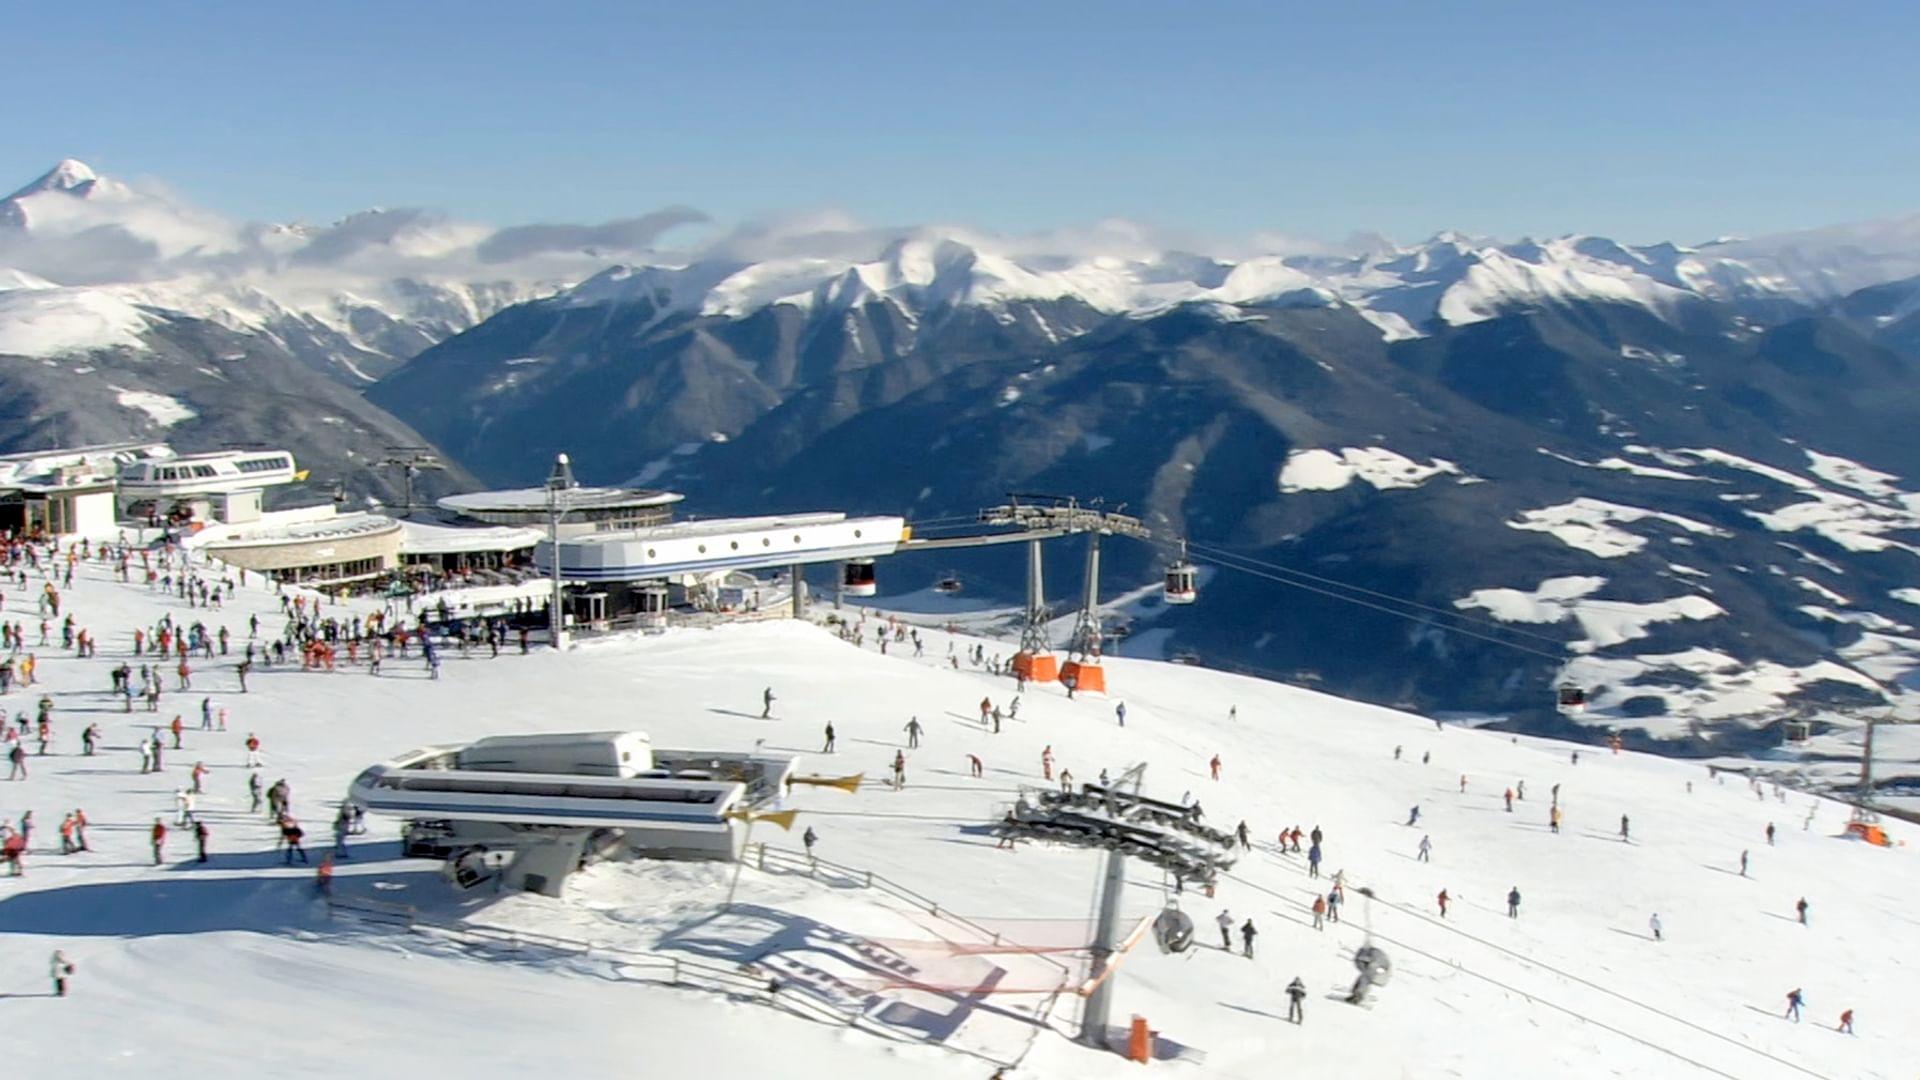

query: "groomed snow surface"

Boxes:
[2, 555, 1914, 1078]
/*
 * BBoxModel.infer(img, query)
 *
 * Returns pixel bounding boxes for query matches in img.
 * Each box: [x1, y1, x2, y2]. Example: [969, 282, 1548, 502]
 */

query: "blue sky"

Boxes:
[7, 1, 1916, 245]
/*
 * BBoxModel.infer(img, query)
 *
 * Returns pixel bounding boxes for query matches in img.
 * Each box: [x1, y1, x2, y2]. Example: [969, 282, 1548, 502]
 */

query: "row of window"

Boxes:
[144, 456, 289, 482]
[655, 528, 865, 559]
[236, 455, 291, 474]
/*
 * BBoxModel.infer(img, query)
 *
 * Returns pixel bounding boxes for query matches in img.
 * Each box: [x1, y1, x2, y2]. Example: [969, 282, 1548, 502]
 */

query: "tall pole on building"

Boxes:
[546, 453, 575, 650]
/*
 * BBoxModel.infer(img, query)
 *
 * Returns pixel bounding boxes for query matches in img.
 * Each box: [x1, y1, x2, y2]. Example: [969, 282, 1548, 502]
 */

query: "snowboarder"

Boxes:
[1240, 918, 1257, 958]
[821, 722, 835, 754]
[50, 950, 73, 997]
[1216, 908, 1233, 949]
[761, 688, 775, 719]
[1406, 805, 1420, 826]
[1436, 888, 1449, 918]
[1795, 897, 1808, 926]
[1649, 913, 1663, 941]
[903, 717, 922, 748]
[1784, 988, 1804, 1022]
[1506, 886, 1521, 918]
[1417, 835, 1432, 862]
[1286, 976, 1306, 1023]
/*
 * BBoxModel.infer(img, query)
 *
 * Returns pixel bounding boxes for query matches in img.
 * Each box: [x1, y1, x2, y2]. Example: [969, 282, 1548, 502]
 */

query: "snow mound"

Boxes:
[1508, 498, 1729, 558]
[110, 386, 198, 428]
[1279, 447, 1462, 493]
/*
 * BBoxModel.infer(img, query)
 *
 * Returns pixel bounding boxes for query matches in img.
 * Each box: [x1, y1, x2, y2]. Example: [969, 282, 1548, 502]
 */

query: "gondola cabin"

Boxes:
[934, 574, 963, 594]
[1163, 559, 1198, 605]
[1783, 719, 1812, 744]
[842, 557, 877, 597]
[1556, 683, 1587, 715]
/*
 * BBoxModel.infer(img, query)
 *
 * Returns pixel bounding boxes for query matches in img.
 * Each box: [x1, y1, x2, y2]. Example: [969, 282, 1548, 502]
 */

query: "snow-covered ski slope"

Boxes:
[0, 555, 1913, 1079]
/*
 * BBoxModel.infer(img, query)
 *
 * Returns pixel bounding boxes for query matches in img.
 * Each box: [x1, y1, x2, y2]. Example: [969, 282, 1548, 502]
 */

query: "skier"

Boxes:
[1325, 888, 1342, 924]
[903, 717, 922, 748]
[1115, 702, 1126, 727]
[1459, 774, 1467, 793]
[1406, 805, 1421, 826]
[1620, 814, 1631, 842]
[1235, 820, 1251, 850]
[1209, 754, 1221, 781]
[1307, 843, 1322, 878]
[1436, 888, 1449, 918]
[1795, 897, 1809, 926]
[967, 754, 983, 778]
[1784, 988, 1804, 1022]
[1216, 908, 1233, 949]
[1838, 1008, 1853, 1034]
[50, 950, 73, 997]
[248, 771, 263, 814]
[892, 749, 906, 789]
[1417, 835, 1432, 862]
[979, 697, 992, 725]
[1766, 822, 1776, 846]
[193, 819, 209, 863]
[7, 742, 26, 780]
[1506, 885, 1521, 918]
[1393, 745, 1402, 761]
[1503, 788, 1514, 812]
[1311, 894, 1326, 929]
[1240, 918, 1257, 958]
[281, 818, 308, 865]
[1286, 976, 1307, 1023]
[802, 826, 818, 863]
[821, 722, 836, 754]
[1549, 806, 1562, 834]
[761, 688, 775, 719]
[1041, 746, 1053, 781]
[150, 818, 167, 865]
[245, 733, 261, 768]
[1739, 849, 1749, 877]
[1649, 912, 1663, 941]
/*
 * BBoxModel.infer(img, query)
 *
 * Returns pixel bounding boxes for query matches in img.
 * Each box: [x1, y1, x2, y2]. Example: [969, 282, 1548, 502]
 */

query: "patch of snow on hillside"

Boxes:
[1457, 576, 1722, 651]
[1893, 587, 1920, 607]
[1803, 449, 1901, 500]
[0, 287, 150, 356]
[1792, 577, 1851, 606]
[1563, 648, 1882, 729]
[1508, 498, 1729, 557]
[110, 387, 197, 428]
[1279, 447, 1461, 493]
[1538, 448, 1703, 481]
[1800, 605, 1907, 632]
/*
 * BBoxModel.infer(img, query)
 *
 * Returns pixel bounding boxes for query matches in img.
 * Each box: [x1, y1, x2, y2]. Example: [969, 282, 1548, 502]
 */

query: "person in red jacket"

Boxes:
[1437, 889, 1450, 918]
[150, 818, 167, 865]
[1210, 754, 1222, 781]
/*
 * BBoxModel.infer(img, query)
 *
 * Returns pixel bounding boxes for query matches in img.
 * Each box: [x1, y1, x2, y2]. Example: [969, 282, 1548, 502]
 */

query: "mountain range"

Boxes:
[4, 159, 1919, 741]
